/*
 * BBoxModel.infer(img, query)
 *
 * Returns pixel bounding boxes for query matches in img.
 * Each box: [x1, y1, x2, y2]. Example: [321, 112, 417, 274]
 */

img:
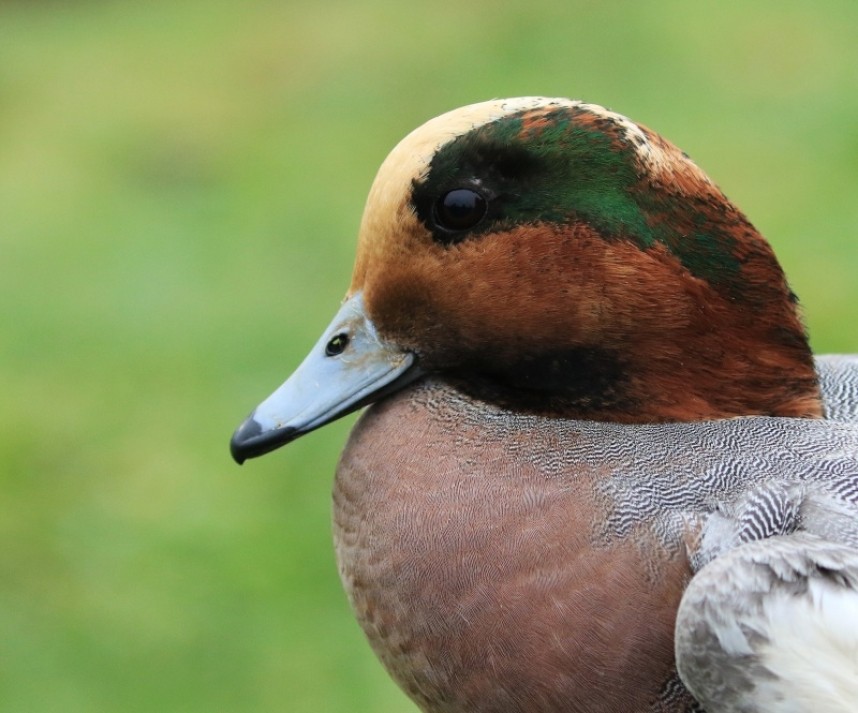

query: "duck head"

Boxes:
[231, 97, 822, 463]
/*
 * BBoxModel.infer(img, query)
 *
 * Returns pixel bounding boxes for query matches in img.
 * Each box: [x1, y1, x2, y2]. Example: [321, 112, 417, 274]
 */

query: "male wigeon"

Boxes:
[231, 98, 858, 712]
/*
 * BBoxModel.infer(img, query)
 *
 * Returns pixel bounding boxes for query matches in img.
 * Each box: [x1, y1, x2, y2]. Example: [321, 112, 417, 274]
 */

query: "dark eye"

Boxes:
[325, 333, 349, 357]
[434, 188, 487, 231]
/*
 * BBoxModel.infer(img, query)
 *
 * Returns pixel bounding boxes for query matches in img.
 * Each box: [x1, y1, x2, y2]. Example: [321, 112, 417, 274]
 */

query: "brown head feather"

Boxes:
[349, 98, 822, 422]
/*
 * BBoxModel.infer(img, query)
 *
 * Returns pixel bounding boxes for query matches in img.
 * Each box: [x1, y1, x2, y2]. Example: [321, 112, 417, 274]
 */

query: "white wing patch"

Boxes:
[676, 534, 858, 713]
[756, 581, 858, 712]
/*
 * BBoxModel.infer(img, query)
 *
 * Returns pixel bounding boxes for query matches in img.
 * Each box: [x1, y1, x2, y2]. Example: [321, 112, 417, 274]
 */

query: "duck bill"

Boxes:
[230, 292, 422, 464]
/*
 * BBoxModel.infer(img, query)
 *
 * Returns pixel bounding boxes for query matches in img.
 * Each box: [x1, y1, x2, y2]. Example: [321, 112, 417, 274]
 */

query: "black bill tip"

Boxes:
[229, 416, 299, 465]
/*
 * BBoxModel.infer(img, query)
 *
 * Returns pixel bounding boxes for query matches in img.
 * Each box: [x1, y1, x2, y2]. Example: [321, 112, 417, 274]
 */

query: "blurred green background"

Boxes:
[2, 1, 857, 711]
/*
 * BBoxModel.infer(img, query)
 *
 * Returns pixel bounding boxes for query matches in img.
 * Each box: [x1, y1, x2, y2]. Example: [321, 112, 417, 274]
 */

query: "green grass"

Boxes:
[1, 1, 857, 711]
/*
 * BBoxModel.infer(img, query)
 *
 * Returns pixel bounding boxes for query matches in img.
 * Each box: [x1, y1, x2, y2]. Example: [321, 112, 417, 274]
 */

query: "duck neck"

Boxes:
[450, 271, 823, 423]
[619, 305, 822, 422]
[453, 338, 822, 423]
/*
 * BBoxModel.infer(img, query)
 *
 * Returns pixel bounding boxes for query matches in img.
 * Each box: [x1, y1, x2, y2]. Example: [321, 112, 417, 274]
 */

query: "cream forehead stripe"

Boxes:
[360, 97, 683, 228]
[358, 98, 574, 236]
[352, 97, 690, 283]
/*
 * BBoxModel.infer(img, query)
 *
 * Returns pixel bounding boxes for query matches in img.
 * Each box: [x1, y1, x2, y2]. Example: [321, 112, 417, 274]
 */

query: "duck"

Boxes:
[230, 98, 858, 713]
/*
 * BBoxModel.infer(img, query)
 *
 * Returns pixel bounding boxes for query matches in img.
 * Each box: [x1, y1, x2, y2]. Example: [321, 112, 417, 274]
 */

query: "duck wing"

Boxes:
[672, 356, 858, 711]
[675, 532, 858, 713]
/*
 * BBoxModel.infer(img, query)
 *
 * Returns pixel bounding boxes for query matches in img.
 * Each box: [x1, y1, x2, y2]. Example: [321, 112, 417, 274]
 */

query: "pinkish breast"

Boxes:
[332, 380, 695, 713]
